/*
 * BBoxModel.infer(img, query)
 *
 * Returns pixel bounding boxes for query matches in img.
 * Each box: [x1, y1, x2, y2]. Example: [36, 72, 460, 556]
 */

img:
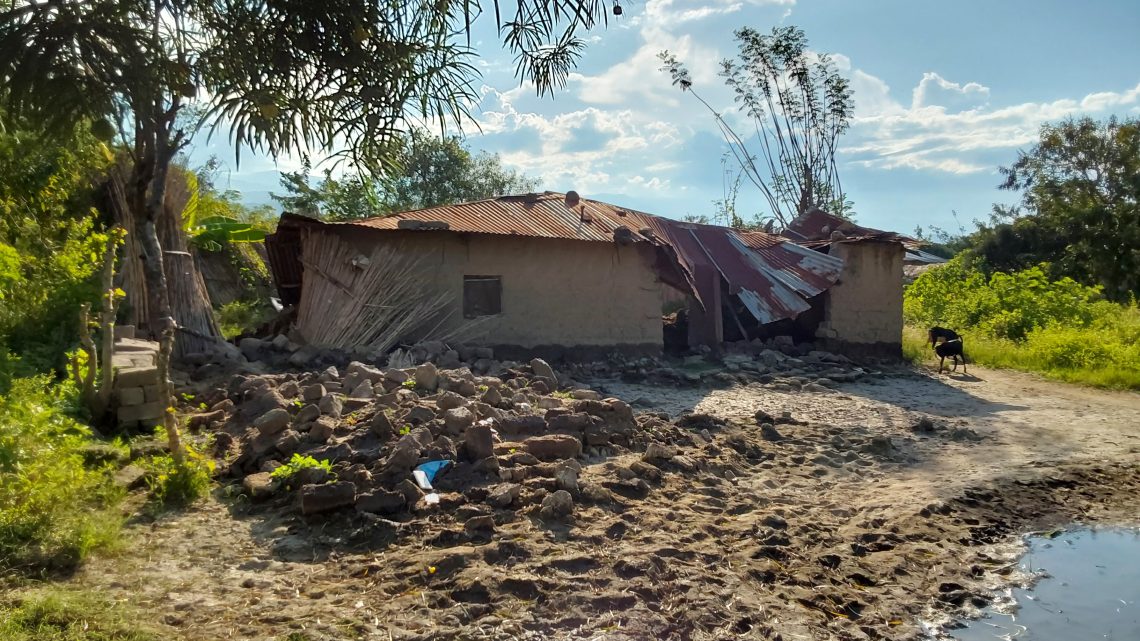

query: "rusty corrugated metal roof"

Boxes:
[738, 231, 849, 296]
[271, 193, 846, 326]
[341, 192, 661, 244]
[782, 208, 919, 248]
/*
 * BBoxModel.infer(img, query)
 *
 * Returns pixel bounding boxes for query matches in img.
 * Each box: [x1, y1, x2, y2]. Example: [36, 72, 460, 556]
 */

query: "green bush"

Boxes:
[904, 260, 1140, 389]
[0, 121, 111, 389]
[1025, 326, 1118, 370]
[904, 257, 1107, 341]
[0, 377, 124, 574]
[143, 448, 213, 509]
[0, 588, 160, 641]
[215, 299, 274, 340]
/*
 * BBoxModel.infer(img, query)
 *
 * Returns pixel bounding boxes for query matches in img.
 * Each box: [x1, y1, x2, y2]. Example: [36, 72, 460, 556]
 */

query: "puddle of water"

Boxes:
[953, 527, 1140, 640]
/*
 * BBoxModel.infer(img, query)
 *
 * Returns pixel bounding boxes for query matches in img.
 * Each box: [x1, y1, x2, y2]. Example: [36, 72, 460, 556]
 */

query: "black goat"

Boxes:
[935, 338, 967, 373]
[928, 326, 961, 349]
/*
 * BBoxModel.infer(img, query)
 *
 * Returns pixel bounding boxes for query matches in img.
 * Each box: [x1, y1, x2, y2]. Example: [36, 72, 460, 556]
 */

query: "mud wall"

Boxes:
[816, 241, 904, 354]
[323, 228, 664, 351]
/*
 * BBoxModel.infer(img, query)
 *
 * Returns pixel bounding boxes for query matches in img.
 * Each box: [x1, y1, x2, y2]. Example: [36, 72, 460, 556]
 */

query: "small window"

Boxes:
[463, 276, 502, 318]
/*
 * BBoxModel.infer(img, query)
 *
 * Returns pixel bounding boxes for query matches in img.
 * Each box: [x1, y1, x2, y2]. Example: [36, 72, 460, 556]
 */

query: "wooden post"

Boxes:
[155, 319, 184, 465]
[94, 228, 122, 420]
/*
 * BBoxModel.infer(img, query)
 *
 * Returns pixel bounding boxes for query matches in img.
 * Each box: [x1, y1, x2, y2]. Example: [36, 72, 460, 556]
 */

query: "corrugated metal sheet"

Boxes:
[269, 193, 847, 326]
[684, 226, 842, 324]
[905, 248, 948, 265]
[343, 193, 661, 244]
[783, 208, 920, 248]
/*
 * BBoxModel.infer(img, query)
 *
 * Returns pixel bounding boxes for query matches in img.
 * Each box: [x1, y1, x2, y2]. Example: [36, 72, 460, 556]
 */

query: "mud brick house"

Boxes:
[266, 192, 914, 359]
[774, 209, 916, 357]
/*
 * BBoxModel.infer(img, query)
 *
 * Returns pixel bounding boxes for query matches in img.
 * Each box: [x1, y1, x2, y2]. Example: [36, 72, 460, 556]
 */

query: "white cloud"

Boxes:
[472, 0, 1140, 199]
[473, 87, 685, 194]
[911, 72, 990, 109]
[847, 74, 1140, 174]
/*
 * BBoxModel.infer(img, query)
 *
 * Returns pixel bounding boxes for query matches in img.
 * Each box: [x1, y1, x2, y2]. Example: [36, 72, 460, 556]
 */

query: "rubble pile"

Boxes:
[565, 339, 881, 389]
[179, 334, 891, 534]
[213, 328, 881, 394]
[195, 356, 705, 524]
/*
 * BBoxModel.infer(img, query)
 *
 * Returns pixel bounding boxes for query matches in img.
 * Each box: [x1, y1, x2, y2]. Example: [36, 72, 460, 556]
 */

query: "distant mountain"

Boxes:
[212, 169, 285, 208]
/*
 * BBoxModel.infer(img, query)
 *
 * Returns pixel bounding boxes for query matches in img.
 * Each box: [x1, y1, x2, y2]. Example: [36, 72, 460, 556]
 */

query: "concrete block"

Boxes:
[113, 326, 136, 340]
[118, 386, 146, 407]
[115, 366, 160, 389]
[143, 385, 162, 403]
[114, 338, 157, 353]
[117, 401, 166, 423]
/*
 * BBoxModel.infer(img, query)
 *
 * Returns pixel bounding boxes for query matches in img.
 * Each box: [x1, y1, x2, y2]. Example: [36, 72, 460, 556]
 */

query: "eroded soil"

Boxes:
[65, 367, 1140, 640]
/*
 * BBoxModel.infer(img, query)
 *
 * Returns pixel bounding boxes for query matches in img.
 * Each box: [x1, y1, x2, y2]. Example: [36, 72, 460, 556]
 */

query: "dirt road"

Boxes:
[67, 366, 1140, 640]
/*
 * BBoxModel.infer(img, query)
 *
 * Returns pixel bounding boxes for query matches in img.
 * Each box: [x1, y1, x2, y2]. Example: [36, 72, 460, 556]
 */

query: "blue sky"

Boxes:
[189, 0, 1140, 236]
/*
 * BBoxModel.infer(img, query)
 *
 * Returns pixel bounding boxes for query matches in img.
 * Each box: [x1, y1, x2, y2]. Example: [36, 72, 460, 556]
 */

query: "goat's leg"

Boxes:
[961, 352, 968, 374]
[938, 355, 945, 373]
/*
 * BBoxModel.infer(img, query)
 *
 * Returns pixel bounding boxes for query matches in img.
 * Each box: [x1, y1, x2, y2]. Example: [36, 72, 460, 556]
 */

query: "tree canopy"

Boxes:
[965, 116, 1140, 302]
[273, 130, 538, 220]
[0, 0, 612, 345]
[659, 26, 854, 227]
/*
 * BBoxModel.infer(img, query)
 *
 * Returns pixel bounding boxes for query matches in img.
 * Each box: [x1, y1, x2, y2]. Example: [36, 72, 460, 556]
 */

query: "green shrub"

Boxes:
[143, 448, 213, 509]
[215, 299, 274, 340]
[270, 453, 333, 485]
[905, 257, 1108, 341]
[1025, 326, 1118, 370]
[904, 261, 1140, 389]
[0, 123, 112, 388]
[0, 588, 160, 641]
[0, 377, 123, 574]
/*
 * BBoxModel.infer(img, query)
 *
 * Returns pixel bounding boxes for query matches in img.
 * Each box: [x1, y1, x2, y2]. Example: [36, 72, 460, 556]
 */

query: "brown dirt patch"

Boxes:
[58, 367, 1140, 639]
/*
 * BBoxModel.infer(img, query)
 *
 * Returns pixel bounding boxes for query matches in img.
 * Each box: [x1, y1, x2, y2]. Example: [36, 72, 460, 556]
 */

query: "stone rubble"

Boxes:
[173, 337, 898, 537]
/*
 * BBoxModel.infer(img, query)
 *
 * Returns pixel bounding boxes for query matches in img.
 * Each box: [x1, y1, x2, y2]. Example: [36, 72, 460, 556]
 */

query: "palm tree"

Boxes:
[0, 0, 613, 453]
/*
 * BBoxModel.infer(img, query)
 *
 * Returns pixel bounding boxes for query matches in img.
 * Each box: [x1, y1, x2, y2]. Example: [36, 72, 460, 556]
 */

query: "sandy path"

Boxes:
[58, 366, 1140, 641]
[606, 366, 1140, 504]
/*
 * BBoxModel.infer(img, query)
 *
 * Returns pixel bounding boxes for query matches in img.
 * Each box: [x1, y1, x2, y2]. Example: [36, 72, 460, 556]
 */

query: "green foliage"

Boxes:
[1, 0, 611, 173]
[270, 453, 332, 482]
[956, 116, 1140, 302]
[0, 377, 124, 574]
[0, 589, 161, 641]
[273, 131, 539, 220]
[143, 448, 213, 509]
[904, 257, 1108, 342]
[180, 164, 274, 251]
[215, 299, 275, 340]
[904, 261, 1140, 390]
[0, 121, 112, 388]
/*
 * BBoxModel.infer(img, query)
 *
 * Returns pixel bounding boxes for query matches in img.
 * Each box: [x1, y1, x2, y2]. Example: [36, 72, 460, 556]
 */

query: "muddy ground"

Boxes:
[58, 366, 1140, 640]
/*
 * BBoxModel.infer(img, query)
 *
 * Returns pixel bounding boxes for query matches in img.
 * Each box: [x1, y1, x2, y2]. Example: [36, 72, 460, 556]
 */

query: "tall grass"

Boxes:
[0, 377, 125, 575]
[902, 303, 1140, 390]
[0, 589, 159, 641]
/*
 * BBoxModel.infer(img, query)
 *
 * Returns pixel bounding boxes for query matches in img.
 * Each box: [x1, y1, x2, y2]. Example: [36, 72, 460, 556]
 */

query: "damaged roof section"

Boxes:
[267, 192, 844, 326]
[649, 223, 844, 324]
[782, 208, 921, 248]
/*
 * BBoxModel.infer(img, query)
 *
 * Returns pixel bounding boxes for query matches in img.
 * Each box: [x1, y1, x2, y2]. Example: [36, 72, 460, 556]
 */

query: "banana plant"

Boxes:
[180, 170, 267, 251]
